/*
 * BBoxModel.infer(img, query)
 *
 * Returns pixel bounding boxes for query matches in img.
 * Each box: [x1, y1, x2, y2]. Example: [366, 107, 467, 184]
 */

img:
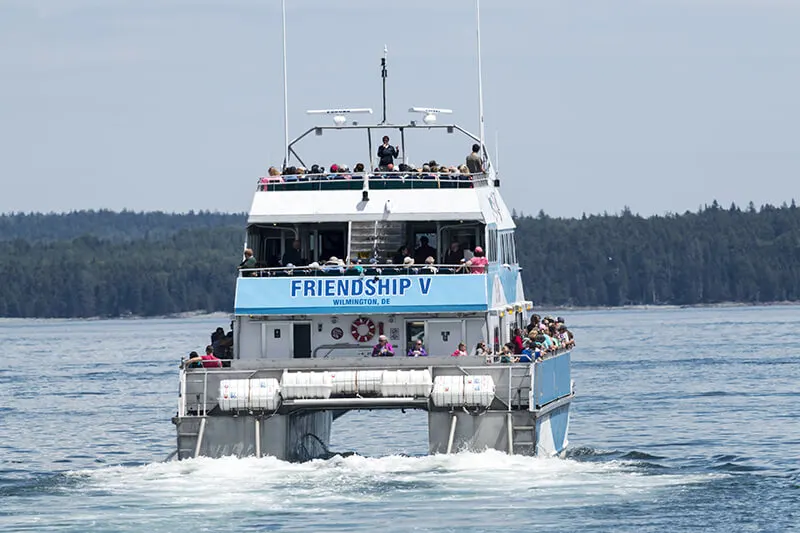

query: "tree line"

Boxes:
[0, 203, 798, 317]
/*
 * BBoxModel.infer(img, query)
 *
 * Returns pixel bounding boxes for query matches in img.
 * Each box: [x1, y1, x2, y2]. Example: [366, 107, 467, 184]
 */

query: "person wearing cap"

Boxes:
[377, 136, 399, 170]
[372, 335, 395, 357]
[466, 246, 488, 274]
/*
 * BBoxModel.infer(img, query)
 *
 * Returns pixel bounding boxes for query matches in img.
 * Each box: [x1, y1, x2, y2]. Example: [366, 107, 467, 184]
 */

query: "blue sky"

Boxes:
[1, 0, 798, 218]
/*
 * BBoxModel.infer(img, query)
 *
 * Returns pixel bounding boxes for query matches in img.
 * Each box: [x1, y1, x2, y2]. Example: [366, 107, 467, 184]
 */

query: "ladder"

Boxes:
[510, 423, 536, 455]
[507, 364, 533, 410]
[177, 417, 207, 459]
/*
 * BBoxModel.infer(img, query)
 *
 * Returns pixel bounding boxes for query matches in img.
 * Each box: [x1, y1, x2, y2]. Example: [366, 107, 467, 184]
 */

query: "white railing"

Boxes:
[256, 171, 488, 191]
[239, 262, 482, 277]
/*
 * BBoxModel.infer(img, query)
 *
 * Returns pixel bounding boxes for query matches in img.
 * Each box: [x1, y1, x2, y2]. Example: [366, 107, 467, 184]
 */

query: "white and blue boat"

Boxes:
[172, 99, 574, 461]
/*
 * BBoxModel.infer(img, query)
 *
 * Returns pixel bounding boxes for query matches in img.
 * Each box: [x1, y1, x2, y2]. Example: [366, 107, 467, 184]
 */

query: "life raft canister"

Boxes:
[351, 317, 376, 343]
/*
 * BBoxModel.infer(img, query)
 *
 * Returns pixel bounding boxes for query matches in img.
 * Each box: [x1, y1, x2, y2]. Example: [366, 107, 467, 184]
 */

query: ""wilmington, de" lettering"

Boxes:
[290, 277, 432, 298]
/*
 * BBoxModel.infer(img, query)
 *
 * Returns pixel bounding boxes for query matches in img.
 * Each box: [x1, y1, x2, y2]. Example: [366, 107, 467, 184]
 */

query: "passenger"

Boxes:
[371, 334, 395, 357]
[323, 256, 344, 274]
[184, 347, 223, 369]
[407, 339, 428, 357]
[421, 256, 438, 274]
[186, 351, 203, 369]
[474, 341, 493, 362]
[499, 343, 516, 363]
[378, 136, 399, 170]
[282, 239, 304, 267]
[512, 328, 524, 354]
[402, 256, 417, 273]
[519, 340, 533, 363]
[526, 314, 541, 334]
[239, 248, 257, 276]
[451, 342, 468, 357]
[211, 326, 225, 345]
[443, 241, 464, 265]
[345, 257, 363, 275]
[466, 144, 484, 174]
[413, 236, 436, 264]
[466, 246, 488, 274]
[268, 166, 281, 177]
[353, 162, 365, 173]
[393, 245, 410, 265]
[458, 164, 470, 176]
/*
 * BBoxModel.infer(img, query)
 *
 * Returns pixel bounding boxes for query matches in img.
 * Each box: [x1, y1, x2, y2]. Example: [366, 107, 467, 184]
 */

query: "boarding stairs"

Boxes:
[175, 417, 207, 459]
[349, 220, 405, 260]
[507, 365, 535, 455]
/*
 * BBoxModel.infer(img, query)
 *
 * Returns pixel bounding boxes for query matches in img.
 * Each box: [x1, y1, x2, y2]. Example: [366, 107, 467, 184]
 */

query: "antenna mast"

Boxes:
[475, 0, 486, 159]
[281, 0, 289, 168]
[380, 45, 388, 124]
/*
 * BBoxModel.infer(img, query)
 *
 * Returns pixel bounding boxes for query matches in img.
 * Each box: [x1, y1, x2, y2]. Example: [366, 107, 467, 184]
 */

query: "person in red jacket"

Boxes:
[183, 345, 223, 368]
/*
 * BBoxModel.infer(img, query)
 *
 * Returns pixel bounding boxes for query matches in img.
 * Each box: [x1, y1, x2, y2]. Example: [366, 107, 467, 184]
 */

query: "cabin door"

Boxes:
[262, 322, 292, 359]
[293, 323, 312, 358]
[426, 320, 464, 357]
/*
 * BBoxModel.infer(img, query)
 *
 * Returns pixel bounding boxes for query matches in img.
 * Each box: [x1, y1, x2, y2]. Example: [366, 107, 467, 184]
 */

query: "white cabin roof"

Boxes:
[247, 186, 516, 230]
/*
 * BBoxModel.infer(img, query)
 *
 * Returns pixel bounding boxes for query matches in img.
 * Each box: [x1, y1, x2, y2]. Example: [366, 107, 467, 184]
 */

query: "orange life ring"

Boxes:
[351, 317, 376, 343]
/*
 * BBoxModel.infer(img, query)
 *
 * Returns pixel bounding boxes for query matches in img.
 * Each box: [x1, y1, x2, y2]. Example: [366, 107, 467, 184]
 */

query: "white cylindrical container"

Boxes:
[219, 379, 250, 411]
[249, 378, 281, 410]
[355, 370, 383, 394]
[281, 371, 333, 399]
[431, 375, 464, 407]
[330, 370, 357, 395]
[462, 375, 495, 407]
[380, 369, 433, 397]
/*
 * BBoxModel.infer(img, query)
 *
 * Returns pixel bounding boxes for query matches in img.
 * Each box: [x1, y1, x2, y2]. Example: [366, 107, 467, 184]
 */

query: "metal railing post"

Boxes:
[194, 417, 207, 458]
[178, 367, 187, 417]
[446, 413, 458, 454]
[255, 418, 262, 458]
[202, 372, 208, 417]
[507, 412, 514, 455]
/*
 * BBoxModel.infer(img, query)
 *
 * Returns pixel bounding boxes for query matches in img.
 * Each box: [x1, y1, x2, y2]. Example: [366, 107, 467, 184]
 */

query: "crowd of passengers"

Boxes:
[259, 141, 485, 185]
[371, 315, 574, 363]
[182, 323, 235, 368]
[239, 238, 489, 276]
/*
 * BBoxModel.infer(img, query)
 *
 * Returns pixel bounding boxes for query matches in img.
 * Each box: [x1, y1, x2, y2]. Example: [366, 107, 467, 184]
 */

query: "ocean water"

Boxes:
[1, 307, 798, 532]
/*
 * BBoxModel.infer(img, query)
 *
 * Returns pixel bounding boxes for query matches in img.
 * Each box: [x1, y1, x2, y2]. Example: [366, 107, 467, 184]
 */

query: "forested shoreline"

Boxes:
[1, 203, 798, 318]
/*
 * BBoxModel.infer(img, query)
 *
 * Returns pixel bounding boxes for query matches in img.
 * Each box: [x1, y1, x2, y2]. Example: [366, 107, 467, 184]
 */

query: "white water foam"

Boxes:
[63, 451, 722, 517]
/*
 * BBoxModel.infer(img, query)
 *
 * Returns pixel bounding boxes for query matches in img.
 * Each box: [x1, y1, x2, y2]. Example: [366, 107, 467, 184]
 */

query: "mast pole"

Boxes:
[281, 0, 290, 168]
[476, 0, 486, 161]
[381, 45, 388, 124]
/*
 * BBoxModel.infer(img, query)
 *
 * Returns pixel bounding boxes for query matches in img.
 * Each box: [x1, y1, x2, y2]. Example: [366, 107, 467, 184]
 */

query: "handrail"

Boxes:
[256, 171, 489, 191]
[239, 262, 482, 277]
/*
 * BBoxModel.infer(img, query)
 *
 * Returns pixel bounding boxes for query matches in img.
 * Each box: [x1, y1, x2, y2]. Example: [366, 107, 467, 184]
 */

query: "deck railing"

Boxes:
[256, 171, 490, 192]
[238, 262, 481, 278]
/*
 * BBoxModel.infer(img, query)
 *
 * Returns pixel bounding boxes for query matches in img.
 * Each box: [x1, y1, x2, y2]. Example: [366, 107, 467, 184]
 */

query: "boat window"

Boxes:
[487, 228, 497, 262]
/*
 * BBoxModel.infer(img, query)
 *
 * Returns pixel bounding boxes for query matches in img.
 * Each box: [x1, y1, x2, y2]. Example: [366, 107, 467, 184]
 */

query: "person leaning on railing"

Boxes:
[182, 346, 222, 369]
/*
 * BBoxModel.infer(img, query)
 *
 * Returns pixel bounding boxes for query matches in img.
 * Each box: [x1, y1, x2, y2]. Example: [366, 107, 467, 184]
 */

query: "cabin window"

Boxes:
[487, 228, 497, 262]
